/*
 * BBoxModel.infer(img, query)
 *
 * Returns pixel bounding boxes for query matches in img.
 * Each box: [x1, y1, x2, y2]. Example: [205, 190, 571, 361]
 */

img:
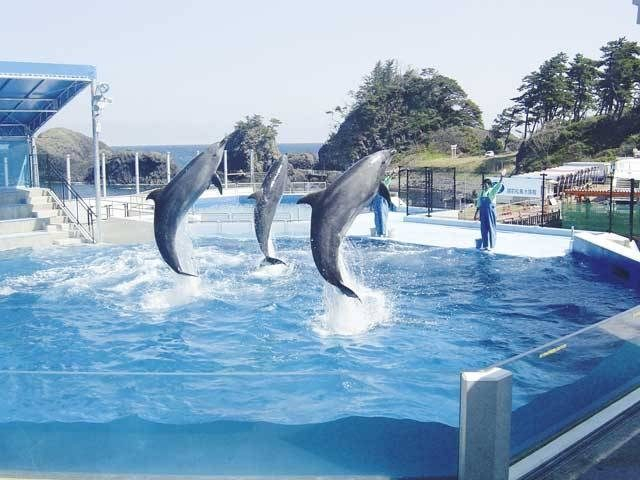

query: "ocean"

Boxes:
[112, 143, 322, 169]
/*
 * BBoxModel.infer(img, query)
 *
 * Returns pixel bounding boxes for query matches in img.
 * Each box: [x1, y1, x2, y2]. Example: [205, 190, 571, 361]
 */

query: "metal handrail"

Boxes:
[40, 156, 96, 243]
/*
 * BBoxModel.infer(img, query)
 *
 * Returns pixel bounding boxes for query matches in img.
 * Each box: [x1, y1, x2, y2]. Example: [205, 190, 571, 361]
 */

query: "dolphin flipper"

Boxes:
[248, 190, 262, 201]
[297, 190, 324, 206]
[146, 188, 164, 202]
[211, 173, 223, 195]
[378, 182, 392, 205]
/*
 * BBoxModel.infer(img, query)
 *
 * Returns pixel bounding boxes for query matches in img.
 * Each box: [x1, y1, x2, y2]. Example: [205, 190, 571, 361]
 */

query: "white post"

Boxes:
[223, 149, 228, 188]
[91, 81, 102, 242]
[101, 152, 107, 198]
[250, 150, 255, 186]
[65, 154, 71, 198]
[134, 152, 140, 195]
[3, 157, 8, 187]
[458, 367, 512, 480]
[30, 137, 39, 187]
[166, 152, 171, 184]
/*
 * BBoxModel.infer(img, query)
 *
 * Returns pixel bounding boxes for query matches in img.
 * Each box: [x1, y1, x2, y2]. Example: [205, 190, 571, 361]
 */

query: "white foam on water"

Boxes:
[139, 275, 204, 312]
[312, 246, 392, 337]
[0, 285, 16, 296]
[248, 262, 292, 279]
[313, 283, 391, 337]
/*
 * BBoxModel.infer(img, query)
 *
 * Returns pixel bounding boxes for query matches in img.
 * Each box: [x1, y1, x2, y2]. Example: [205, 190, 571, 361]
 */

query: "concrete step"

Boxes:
[52, 237, 84, 246]
[0, 218, 48, 235]
[0, 204, 34, 220]
[46, 223, 70, 233]
[0, 230, 70, 251]
[31, 207, 62, 219]
[28, 195, 53, 205]
[48, 216, 68, 225]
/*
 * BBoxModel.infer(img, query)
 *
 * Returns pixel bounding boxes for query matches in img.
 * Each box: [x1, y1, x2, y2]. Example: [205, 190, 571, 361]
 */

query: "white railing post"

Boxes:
[223, 149, 228, 189]
[65, 154, 71, 198]
[250, 150, 255, 187]
[134, 152, 140, 194]
[3, 157, 8, 187]
[101, 152, 107, 198]
[167, 152, 171, 184]
[459, 367, 512, 480]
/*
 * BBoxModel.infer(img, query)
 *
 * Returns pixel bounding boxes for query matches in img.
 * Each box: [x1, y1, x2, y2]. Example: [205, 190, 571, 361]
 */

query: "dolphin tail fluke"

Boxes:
[262, 256, 286, 266]
[211, 173, 223, 195]
[297, 190, 324, 206]
[337, 283, 361, 302]
[378, 182, 392, 205]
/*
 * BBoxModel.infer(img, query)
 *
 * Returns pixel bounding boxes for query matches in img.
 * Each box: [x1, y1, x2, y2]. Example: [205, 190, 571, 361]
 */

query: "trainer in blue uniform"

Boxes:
[473, 169, 506, 250]
[371, 176, 395, 236]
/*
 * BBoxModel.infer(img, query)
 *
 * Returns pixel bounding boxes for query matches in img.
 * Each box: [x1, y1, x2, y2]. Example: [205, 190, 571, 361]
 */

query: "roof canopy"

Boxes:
[0, 61, 96, 137]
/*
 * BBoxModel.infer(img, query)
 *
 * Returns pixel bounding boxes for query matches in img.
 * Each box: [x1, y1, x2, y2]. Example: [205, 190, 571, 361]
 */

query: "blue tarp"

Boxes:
[0, 61, 95, 137]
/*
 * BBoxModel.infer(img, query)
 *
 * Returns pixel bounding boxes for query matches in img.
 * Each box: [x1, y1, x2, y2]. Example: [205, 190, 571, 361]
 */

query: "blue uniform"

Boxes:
[371, 194, 391, 236]
[476, 182, 503, 249]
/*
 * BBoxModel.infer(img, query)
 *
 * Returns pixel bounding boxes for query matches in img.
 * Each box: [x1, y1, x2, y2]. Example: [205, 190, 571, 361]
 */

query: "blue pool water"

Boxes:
[0, 238, 638, 476]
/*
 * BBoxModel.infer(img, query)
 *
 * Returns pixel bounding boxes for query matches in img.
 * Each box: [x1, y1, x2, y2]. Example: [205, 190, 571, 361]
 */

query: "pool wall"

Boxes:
[572, 231, 640, 287]
[459, 305, 640, 480]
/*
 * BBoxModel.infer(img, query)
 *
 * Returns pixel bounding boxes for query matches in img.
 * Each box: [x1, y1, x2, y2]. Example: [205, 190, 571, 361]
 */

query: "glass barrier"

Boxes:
[0, 139, 30, 187]
[492, 305, 640, 461]
[0, 370, 459, 479]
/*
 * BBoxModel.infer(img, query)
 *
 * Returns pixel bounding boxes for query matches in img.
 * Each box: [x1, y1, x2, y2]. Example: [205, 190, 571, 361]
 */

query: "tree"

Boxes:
[513, 53, 571, 137]
[597, 38, 640, 119]
[318, 60, 483, 170]
[224, 115, 281, 172]
[567, 54, 599, 121]
[491, 106, 523, 151]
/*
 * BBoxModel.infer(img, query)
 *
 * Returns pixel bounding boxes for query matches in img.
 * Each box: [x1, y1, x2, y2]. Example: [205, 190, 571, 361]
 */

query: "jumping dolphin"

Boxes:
[297, 150, 393, 300]
[147, 142, 225, 276]
[249, 155, 288, 265]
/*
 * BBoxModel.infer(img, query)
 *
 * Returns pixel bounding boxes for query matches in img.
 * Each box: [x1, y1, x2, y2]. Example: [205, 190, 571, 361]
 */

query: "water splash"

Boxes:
[312, 246, 392, 336]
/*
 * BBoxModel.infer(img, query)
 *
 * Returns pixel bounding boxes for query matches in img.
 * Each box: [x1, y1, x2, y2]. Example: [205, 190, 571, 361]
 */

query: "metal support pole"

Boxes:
[166, 152, 171, 184]
[91, 80, 102, 243]
[101, 152, 107, 198]
[609, 175, 614, 233]
[630, 179, 635, 241]
[3, 157, 8, 187]
[405, 169, 409, 216]
[453, 167, 457, 211]
[66, 154, 71, 200]
[424, 167, 428, 216]
[541, 173, 547, 227]
[223, 149, 228, 188]
[459, 368, 512, 480]
[134, 152, 140, 194]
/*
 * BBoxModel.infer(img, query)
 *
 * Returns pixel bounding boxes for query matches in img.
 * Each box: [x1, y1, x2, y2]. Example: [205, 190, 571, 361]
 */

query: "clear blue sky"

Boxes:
[3, 0, 639, 145]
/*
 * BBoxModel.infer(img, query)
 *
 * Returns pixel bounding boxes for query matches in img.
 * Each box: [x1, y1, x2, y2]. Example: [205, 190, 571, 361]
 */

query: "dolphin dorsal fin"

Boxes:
[211, 173, 223, 195]
[297, 190, 324, 207]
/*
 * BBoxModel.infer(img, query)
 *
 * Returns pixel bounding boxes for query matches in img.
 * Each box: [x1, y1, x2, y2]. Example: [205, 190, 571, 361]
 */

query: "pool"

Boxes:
[0, 238, 638, 477]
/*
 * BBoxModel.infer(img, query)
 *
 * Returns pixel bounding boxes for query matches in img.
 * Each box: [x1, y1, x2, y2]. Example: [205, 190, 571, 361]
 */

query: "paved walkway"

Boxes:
[538, 407, 640, 479]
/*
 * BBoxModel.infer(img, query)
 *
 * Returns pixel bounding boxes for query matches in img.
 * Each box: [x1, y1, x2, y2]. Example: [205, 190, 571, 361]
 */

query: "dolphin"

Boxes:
[147, 142, 225, 276]
[249, 155, 289, 265]
[297, 149, 393, 300]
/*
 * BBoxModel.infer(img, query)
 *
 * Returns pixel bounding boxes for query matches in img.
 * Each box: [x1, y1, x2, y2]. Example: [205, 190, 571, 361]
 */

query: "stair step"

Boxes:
[0, 218, 48, 235]
[46, 224, 70, 233]
[0, 204, 34, 221]
[0, 230, 69, 251]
